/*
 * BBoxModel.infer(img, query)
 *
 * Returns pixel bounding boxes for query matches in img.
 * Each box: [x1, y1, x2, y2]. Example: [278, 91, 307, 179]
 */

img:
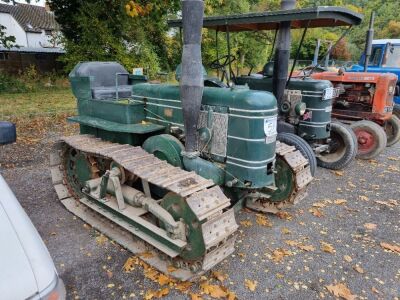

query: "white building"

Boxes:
[0, 2, 64, 73]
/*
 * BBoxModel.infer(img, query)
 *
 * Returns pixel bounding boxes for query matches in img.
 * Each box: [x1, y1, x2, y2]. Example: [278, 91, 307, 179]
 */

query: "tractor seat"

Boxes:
[262, 61, 274, 77]
[72, 62, 132, 100]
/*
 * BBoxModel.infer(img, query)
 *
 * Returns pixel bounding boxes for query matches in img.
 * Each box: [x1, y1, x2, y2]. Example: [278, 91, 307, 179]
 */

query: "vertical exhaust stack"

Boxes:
[273, 0, 296, 109]
[180, 0, 204, 156]
[363, 12, 375, 72]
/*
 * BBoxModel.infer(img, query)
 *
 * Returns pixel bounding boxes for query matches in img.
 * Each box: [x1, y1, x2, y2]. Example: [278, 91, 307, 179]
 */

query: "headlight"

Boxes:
[41, 276, 66, 300]
[295, 102, 307, 116]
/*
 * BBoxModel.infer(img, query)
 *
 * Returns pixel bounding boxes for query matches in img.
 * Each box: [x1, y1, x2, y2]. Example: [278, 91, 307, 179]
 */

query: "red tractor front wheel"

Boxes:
[350, 120, 387, 160]
[384, 115, 400, 147]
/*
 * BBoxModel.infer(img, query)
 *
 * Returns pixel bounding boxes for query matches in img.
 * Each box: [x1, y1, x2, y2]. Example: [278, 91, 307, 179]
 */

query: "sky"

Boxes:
[0, 0, 45, 6]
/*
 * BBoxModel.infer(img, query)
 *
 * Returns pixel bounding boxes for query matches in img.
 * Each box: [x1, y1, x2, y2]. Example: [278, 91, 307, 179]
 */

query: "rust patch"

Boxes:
[178, 177, 197, 187]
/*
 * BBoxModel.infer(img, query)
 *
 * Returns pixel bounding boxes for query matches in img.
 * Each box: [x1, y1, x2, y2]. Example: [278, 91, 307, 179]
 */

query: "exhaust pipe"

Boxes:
[180, 0, 204, 156]
[363, 12, 375, 72]
[273, 0, 296, 108]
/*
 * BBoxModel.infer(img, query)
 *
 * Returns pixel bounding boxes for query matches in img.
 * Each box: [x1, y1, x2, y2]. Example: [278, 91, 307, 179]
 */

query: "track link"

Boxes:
[50, 135, 238, 281]
[246, 141, 313, 214]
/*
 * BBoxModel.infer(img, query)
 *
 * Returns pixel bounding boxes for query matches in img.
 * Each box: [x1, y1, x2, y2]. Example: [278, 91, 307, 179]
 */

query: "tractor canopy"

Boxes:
[168, 6, 363, 32]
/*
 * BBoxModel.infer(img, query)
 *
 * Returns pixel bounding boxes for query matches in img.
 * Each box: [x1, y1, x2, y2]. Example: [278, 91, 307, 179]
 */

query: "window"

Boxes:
[369, 47, 382, 66]
[0, 53, 9, 61]
[383, 45, 400, 68]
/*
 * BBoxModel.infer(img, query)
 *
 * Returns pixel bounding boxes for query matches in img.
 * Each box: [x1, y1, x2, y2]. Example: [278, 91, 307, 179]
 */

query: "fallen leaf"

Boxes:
[298, 244, 315, 252]
[334, 199, 347, 205]
[256, 214, 272, 227]
[358, 195, 369, 201]
[285, 240, 299, 247]
[167, 265, 177, 273]
[200, 282, 227, 298]
[240, 220, 253, 227]
[353, 265, 364, 274]
[334, 170, 344, 176]
[276, 211, 292, 220]
[375, 200, 399, 207]
[244, 279, 257, 291]
[106, 270, 113, 279]
[348, 182, 356, 188]
[343, 255, 353, 262]
[175, 281, 192, 292]
[387, 156, 399, 161]
[212, 271, 227, 282]
[371, 287, 380, 294]
[271, 248, 292, 262]
[144, 267, 159, 281]
[364, 223, 377, 230]
[321, 242, 336, 254]
[190, 293, 202, 300]
[312, 202, 327, 208]
[154, 288, 169, 298]
[325, 283, 356, 300]
[380, 242, 400, 254]
[309, 207, 324, 217]
[107, 283, 115, 288]
[123, 257, 138, 272]
[281, 227, 291, 234]
[226, 290, 237, 300]
[95, 234, 108, 245]
[157, 274, 173, 286]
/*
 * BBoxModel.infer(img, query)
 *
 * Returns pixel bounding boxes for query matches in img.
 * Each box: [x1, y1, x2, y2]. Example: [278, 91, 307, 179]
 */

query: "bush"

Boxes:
[0, 66, 69, 94]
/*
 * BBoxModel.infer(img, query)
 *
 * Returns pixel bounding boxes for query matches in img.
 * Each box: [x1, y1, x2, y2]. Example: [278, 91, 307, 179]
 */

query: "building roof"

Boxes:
[169, 6, 363, 32]
[0, 3, 58, 33]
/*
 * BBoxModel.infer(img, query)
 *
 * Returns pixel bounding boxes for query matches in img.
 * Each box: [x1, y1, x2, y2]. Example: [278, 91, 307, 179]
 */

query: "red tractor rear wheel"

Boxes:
[350, 120, 387, 159]
[384, 115, 400, 147]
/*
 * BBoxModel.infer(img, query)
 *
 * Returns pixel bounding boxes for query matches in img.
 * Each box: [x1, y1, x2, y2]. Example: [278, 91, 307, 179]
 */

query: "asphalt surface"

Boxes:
[1, 134, 399, 300]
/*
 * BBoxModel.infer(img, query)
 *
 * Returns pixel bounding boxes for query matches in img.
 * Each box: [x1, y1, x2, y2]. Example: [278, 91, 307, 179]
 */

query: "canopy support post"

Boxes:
[226, 25, 232, 84]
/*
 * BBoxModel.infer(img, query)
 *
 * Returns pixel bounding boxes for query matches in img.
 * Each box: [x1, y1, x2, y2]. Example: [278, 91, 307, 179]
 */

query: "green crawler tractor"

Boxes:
[51, 0, 313, 280]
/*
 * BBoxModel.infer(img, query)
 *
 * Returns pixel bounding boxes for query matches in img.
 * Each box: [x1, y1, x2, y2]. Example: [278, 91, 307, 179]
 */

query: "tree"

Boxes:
[0, 25, 17, 49]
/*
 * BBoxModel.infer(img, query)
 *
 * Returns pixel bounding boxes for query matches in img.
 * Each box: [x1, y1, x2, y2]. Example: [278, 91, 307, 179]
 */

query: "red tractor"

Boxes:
[311, 71, 399, 159]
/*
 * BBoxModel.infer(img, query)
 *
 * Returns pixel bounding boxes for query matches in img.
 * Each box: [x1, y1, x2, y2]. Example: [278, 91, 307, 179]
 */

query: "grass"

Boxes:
[0, 88, 79, 145]
[0, 88, 76, 118]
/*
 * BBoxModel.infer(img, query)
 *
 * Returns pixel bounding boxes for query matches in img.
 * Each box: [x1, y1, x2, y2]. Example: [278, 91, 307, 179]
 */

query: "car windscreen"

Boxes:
[383, 45, 400, 68]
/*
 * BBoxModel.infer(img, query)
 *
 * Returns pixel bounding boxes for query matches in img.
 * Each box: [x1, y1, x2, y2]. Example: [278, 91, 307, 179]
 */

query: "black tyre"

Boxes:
[317, 121, 357, 170]
[350, 120, 387, 159]
[0, 121, 16, 145]
[384, 115, 400, 147]
[277, 133, 317, 176]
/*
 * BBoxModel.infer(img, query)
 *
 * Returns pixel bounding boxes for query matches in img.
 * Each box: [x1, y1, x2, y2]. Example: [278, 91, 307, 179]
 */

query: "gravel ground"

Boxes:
[1, 133, 399, 300]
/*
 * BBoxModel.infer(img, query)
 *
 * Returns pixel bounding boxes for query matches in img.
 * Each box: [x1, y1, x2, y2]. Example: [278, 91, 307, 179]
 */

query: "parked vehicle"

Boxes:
[0, 175, 66, 300]
[350, 39, 400, 118]
[51, 0, 313, 281]
[170, 5, 362, 170]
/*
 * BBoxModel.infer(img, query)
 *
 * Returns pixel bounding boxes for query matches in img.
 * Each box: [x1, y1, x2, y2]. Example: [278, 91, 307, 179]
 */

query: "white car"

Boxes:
[0, 175, 66, 300]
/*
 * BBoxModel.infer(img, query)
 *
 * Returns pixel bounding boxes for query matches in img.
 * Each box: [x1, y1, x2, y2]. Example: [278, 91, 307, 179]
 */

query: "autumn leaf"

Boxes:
[343, 255, 352, 262]
[144, 267, 159, 281]
[285, 240, 299, 247]
[321, 242, 336, 254]
[312, 202, 327, 208]
[298, 244, 315, 252]
[325, 283, 356, 300]
[200, 282, 227, 298]
[364, 223, 377, 230]
[256, 214, 272, 227]
[358, 195, 369, 201]
[140, 251, 154, 259]
[167, 265, 177, 273]
[281, 227, 291, 234]
[276, 211, 292, 220]
[375, 200, 399, 207]
[309, 207, 324, 217]
[353, 265, 364, 274]
[380, 242, 400, 254]
[334, 199, 347, 205]
[123, 257, 138, 272]
[226, 290, 237, 300]
[212, 271, 227, 282]
[154, 288, 169, 298]
[190, 293, 202, 300]
[271, 248, 292, 262]
[95, 234, 108, 245]
[244, 279, 257, 291]
[157, 273, 173, 286]
[240, 220, 253, 227]
[334, 170, 344, 176]
[175, 281, 192, 292]
[107, 283, 115, 288]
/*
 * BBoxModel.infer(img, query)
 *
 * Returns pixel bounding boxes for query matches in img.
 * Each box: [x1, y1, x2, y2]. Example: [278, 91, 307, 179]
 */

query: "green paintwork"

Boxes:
[69, 115, 165, 134]
[161, 192, 206, 261]
[267, 156, 295, 202]
[235, 76, 333, 140]
[65, 148, 93, 198]
[182, 156, 226, 186]
[142, 134, 184, 168]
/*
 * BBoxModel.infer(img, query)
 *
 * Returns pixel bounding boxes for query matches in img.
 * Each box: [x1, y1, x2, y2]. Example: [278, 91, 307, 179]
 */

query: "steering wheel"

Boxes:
[209, 54, 236, 70]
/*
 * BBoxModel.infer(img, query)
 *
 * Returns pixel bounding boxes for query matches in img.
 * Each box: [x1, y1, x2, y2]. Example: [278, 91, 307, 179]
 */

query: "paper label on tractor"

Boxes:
[264, 116, 277, 144]
[132, 68, 144, 75]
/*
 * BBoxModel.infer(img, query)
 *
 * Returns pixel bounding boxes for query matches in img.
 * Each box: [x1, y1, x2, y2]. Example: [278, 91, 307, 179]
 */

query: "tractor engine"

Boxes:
[334, 82, 375, 112]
